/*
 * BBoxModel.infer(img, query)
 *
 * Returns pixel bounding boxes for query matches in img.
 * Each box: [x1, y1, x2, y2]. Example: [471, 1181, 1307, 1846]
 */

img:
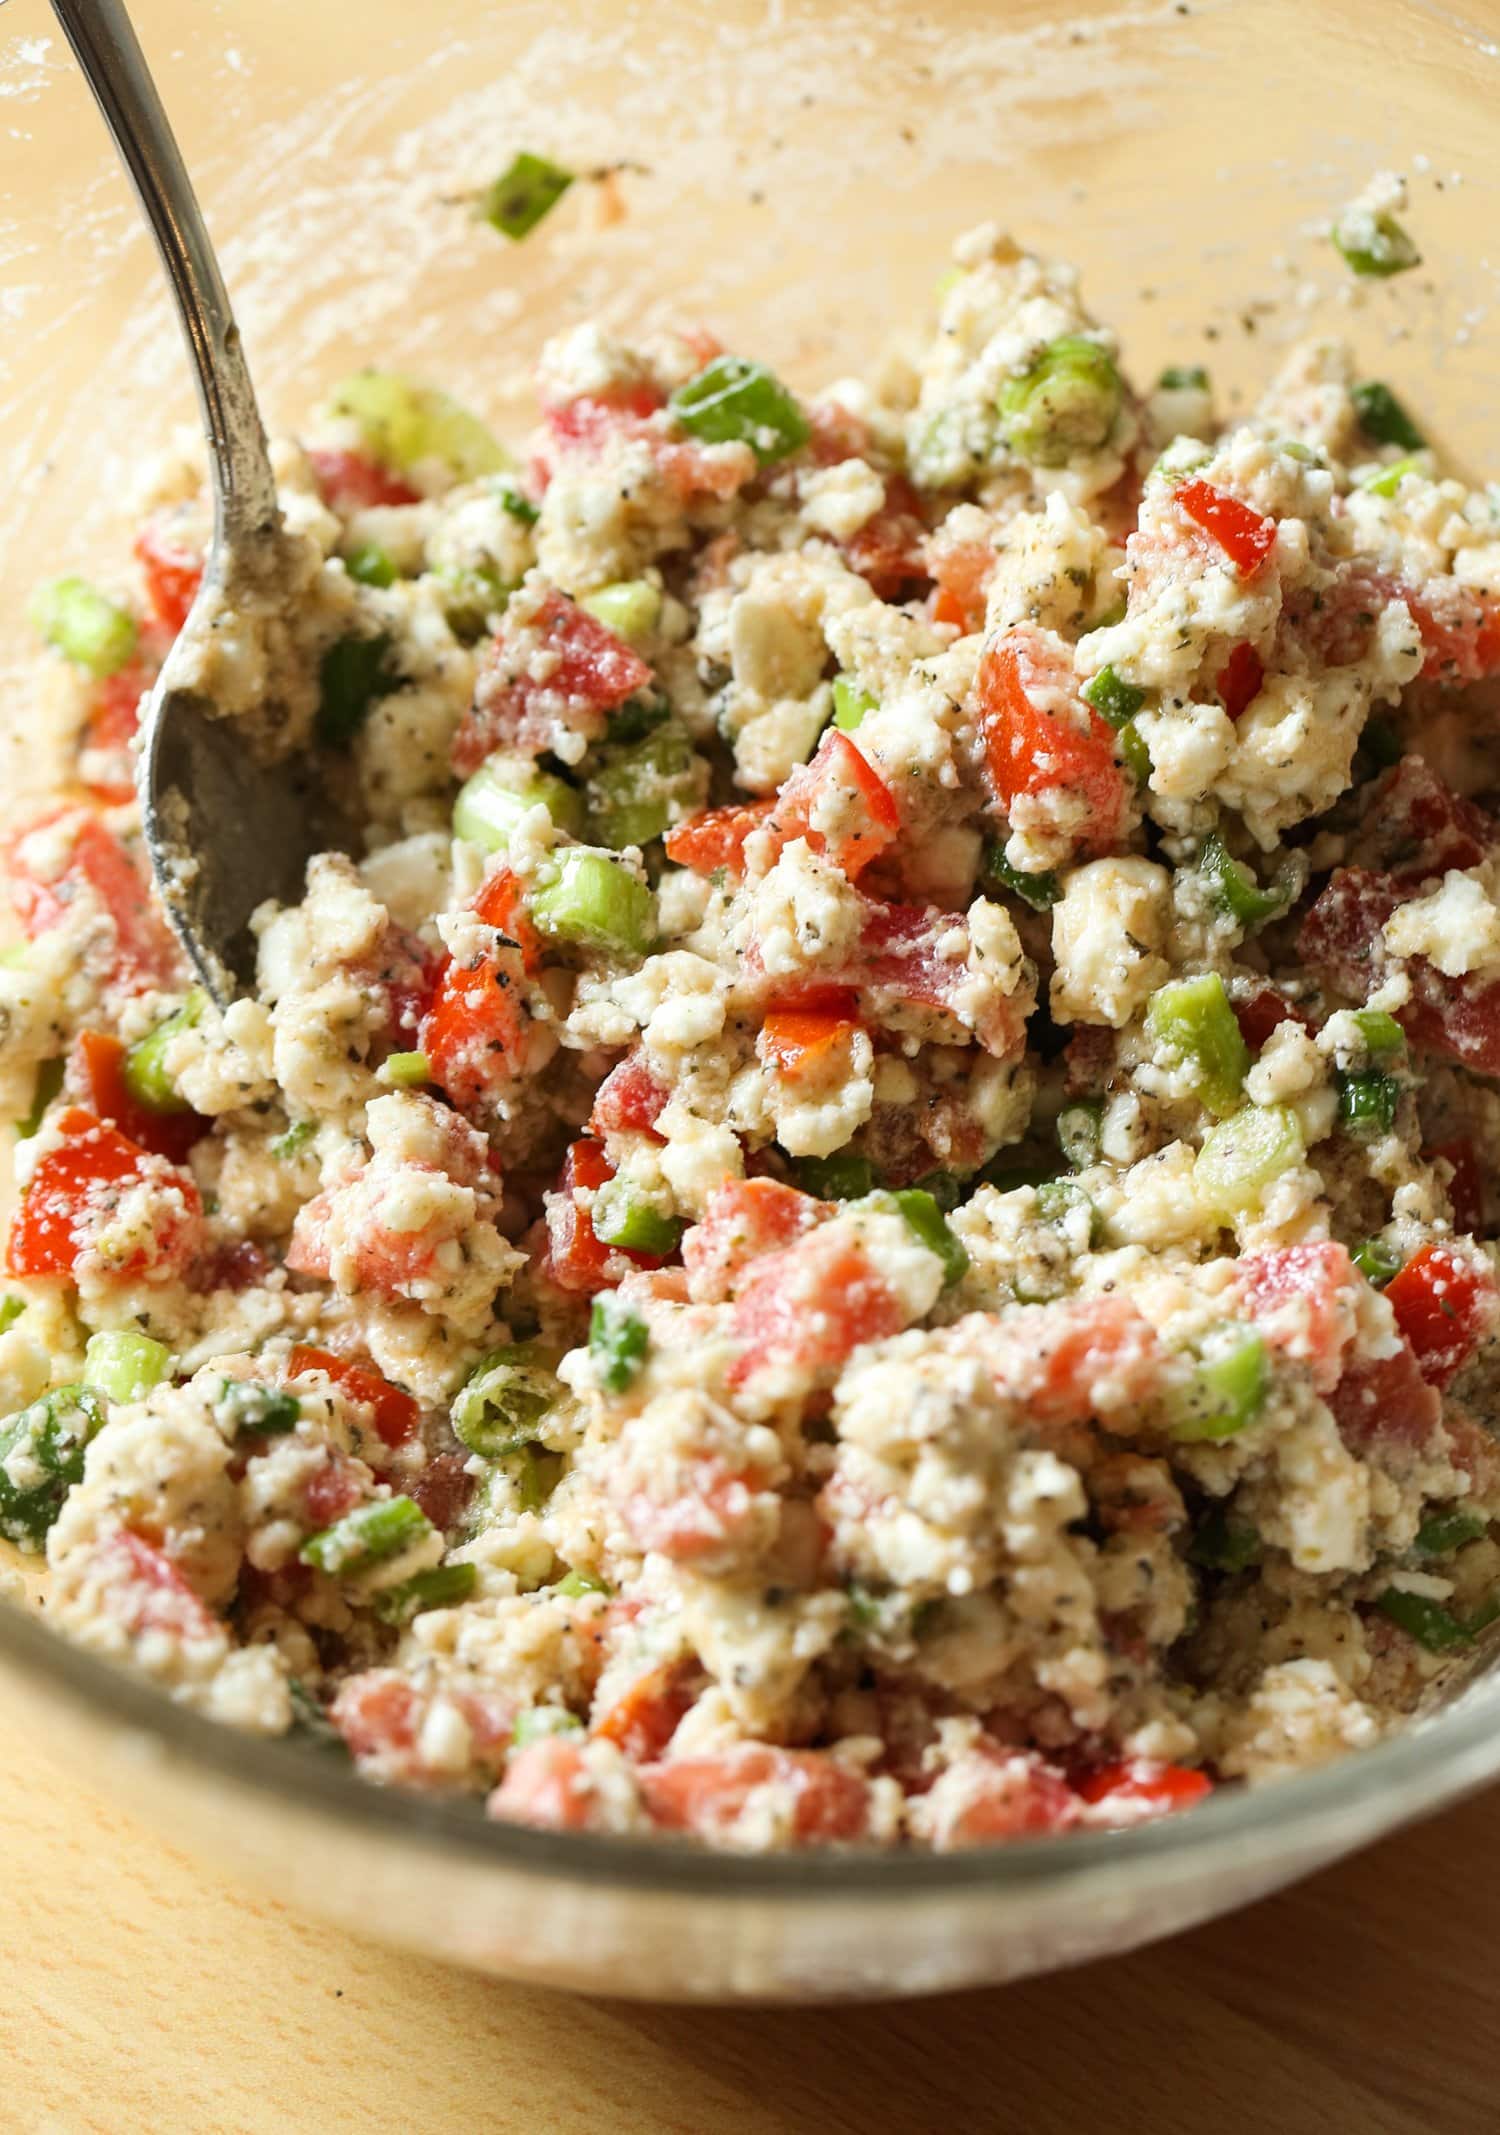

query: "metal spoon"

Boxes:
[50, 0, 335, 1003]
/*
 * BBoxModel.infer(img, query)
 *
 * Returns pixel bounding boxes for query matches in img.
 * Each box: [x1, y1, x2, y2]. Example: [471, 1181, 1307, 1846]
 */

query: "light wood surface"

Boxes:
[2, 1699, 1494, 2135]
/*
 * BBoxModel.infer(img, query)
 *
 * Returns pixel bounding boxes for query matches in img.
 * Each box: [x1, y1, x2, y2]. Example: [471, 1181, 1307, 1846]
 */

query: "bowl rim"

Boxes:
[5, 1590, 1497, 1897]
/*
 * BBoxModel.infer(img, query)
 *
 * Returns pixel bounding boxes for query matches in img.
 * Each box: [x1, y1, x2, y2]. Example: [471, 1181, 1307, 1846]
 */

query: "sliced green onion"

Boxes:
[911, 1169, 965, 1214]
[1117, 720, 1151, 787]
[589, 1294, 650, 1394]
[481, 152, 575, 241]
[1375, 1586, 1473, 1652]
[433, 562, 517, 640]
[1200, 832, 1291, 930]
[326, 372, 511, 481]
[1082, 663, 1146, 727]
[82, 1331, 173, 1405]
[506, 1444, 564, 1514]
[1353, 1237, 1403, 1288]
[123, 988, 207, 1114]
[316, 631, 399, 749]
[1350, 1008, 1404, 1059]
[451, 1343, 559, 1457]
[1167, 1329, 1269, 1442]
[1187, 1509, 1261, 1572]
[511, 1704, 584, 1748]
[669, 357, 811, 465]
[219, 1381, 301, 1438]
[452, 759, 585, 851]
[30, 577, 138, 678]
[1035, 1176, 1103, 1246]
[378, 1051, 431, 1089]
[0, 1385, 104, 1549]
[554, 1567, 610, 1598]
[998, 335, 1122, 466]
[0, 1297, 24, 1336]
[1360, 453, 1426, 499]
[883, 1188, 968, 1287]
[1056, 1098, 1104, 1171]
[831, 675, 877, 732]
[529, 849, 657, 958]
[1414, 1507, 1488, 1558]
[17, 1058, 64, 1140]
[1158, 364, 1210, 392]
[498, 483, 540, 527]
[580, 579, 662, 646]
[983, 843, 1061, 910]
[1351, 381, 1425, 452]
[344, 542, 397, 589]
[585, 723, 700, 851]
[1333, 211, 1421, 279]
[271, 1119, 317, 1161]
[606, 693, 670, 745]
[794, 1151, 878, 1201]
[1195, 1104, 1304, 1217]
[372, 1560, 478, 1624]
[591, 1179, 684, 1257]
[1146, 973, 1251, 1118]
[1337, 1070, 1400, 1141]
[300, 1495, 435, 1578]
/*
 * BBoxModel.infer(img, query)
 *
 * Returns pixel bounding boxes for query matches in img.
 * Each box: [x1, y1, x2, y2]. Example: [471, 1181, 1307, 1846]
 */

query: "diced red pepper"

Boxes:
[975, 627, 1128, 858]
[420, 868, 536, 1111]
[133, 520, 203, 634]
[855, 899, 1026, 1058]
[82, 659, 151, 799]
[305, 446, 422, 513]
[1404, 580, 1500, 686]
[637, 1746, 873, 1843]
[542, 1137, 666, 1296]
[664, 797, 776, 876]
[71, 1028, 205, 1165]
[758, 986, 862, 1080]
[1074, 1758, 1213, 1820]
[286, 1343, 420, 1446]
[487, 1737, 599, 1832]
[1175, 479, 1277, 576]
[728, 1226, 906, 1389]
[1217, 639, 1265, 719]
[1385, 1244, 1494, 1390]
[933, 1747, 1082, 1846]
[766, 730, 900, 881]
[8, 810, 178, 993]
[926, 531, 994, 635]
[452, 588, 654, 776]
[5, 1107, 201, 1280]
[101, 1529, 219, 1644]
[591, 1658, 700, 1760]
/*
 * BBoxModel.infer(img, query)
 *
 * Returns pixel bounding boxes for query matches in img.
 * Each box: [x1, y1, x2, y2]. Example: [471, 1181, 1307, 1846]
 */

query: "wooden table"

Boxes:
[5, 1708, 1495, 2135]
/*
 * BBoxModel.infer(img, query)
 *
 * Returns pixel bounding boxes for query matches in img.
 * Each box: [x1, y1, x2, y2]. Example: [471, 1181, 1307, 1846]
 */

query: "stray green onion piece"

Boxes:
[123, 988, 207, 1115]
[453, 759, 586, 852]
[998, 335, 1122, 466]
[1333, 209, 1421, 280]
[0, 1297, 23, 1336]
[1195, 1104, 1305, 1218]
[591, 1179, 684, 1257]
[1200, 831, 1292, 930]
[17, 1058, 64, 1140]
[379, 1051, 431, 1090]
[220, 1380, 301, 1438]
[30, 576, 138, 679]
[1337, 1070, 1400, 1141]
[589, 1294, 650, 1395]
[1414, 1507, 1488, 1558]
[580, 579, 662, 646]
[0, 1386, 104, 1549]
[554, 1567, 611, 1598]
[481, 152, 575, 241]
[1351, 381, 1425, 453]
[300, 1495, 436, 1579]
[1374, 1586, 1475, 1653]
[83, 1331, 173, 1405]
[794, 1151, 878, 1202]
[1158, 364, 1210, 393]
[451, 1344, 559, 1457]
[271, 1119, 317, 1162]
[670, 357, 811, 466]
[1350, 1008, 1404, 1058]
[1360, 452, 1426, 499]
[1034, 1177, 1103, 1246]
[373, 1560, 479, 1625]
[1353, 1237, 1403, 1288]
[831, 675, 877, 732]
[529, 849, 658, 957]
[497, 482, 540, 527]
[1146, 973, 1252, 1118]
[983, 842, 1061, 911]
[1167, 1329, 1269, 1442]
[344, 542, 398, 589]
[326, 371, 511, 481]
[316, 631, 399, 749]
[511, 1704, 585, 1747]
[1056, 1098, 1104, 1172]
[884, 1188, 969, 1287]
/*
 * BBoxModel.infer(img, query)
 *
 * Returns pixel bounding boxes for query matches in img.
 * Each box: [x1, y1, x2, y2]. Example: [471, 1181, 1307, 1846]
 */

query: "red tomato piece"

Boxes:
[286, 1343, 419, 1446]
[420, 868, 536, 1111]
[588, 1052, 671, 1138]
[855, 900, 1025, 1058]
[102, 1530, 219, 1644]
[728, 1227, 905, 1390]
[1175, 479, 1277, 576]
[766, 730, 900, 881]
[1300, 868, 1500, 1078]
[71, 1028, 205, 1165]
[543, 1137, 617, 1296]
[8, 811, 177, 993]
[758, 987, 863, 1081]
[301, 1450, 369, 1528]
[1404, 579, 1500, 685]
[1384, 1244, 1494, 1390]
[1074, 1759, 1213, 1821]
[616, 1456, 774, 1563]
[932, 1748, 1082, 1847]
[638, 1746, 872, 1844]
[591, 1658, 699, 1760]
[682, 1177, 823, 1303]
[488, 1737, 599, 1832]
[305, 446, 422, 513]
[1232, 983, 1314, 1055]
[133, 520, 203, 634]
[1326, 1339, 1442, 1455]
[975, 627, 1128, 858]
[5, 1108, 200, 1280]
[663, 797, 776, 876]
[1025, 1295, 1163, 1425]
[1217, 639, 1265, 719]
[844, 474, 930, 600]
[1429, 1138, 1484, 1236]
[1235, 1242, 1358, 1392]
[926, 530, 994, 634]
[806, 401, 875, 465]
[544, 383, 666, 455]
[451, 587, 654, 775]
[1357, 760, 1493, 885]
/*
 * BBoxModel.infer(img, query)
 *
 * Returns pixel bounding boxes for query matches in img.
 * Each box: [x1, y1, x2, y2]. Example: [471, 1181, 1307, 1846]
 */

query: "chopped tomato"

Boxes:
[663, 797, 775, 876]
[806, 401, 874, 465]
[855, 900, 1025, 1058]
[1175, 479, 1277, 576]
[1232, 983, 1314, 1055]
[71, 1028, 205, 1165]
[286, 1343, 419, 1446]
[8, 810, 177, 992]
[336, 1668, 512, 1782]
[409, 1450, 476, 1534]
[1327, 1340, 1442, 1455]
[1075, 1759, 1213, 1821]
[542, 1137, 667, 1295]
[488, 1737, 599, 1831]
[591, 1658, 699, 1759]
[1236, 1242, 1357, 1393]
[1217, 640, 1264, 719]
[133, 519, 203, 634]
[82, 657, 156, 800]
[543, 382, 666, 454]
[301, 1451, 369, 1528]
[932, 1748, 1081, 1847]
[1356, 760, 1492, 885]
[305, 446, 422, 513]
[926, 529, 994, 634]
[617, 1455, 774, 1563]
[588, 1051, 670, 1138]
[420, 868, 536, 1111]
[728, 1226, 906, 1389]
[1429, 1138, 1484, 1236]
[766, 730, 900, 881]
[451, 588, 654, 775]
[1404, 579, 1500, 685]
[100, 1529, 218, 1644]
[758, 987, 863, 1080]
[5, 1107, 201, 1280]
[975, 626, 1128, 859]
[682, 1177, 823, 1303]
[843, 473, 929, 601]
[1384, 1244, 1494, 1390]
[638, 1746, 872, 1844]
[1024, 1295, 1163, 1424]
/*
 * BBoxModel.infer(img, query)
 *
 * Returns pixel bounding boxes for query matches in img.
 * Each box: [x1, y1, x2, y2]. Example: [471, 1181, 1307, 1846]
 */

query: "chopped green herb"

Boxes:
[30, 576, 138, 678]
[670, 357, 810, 465]
[0, 1385, 104, 1548]
[983, 842, 1062, 910]
[1351, 381, 1425, 453]
[315, 631, 399, 749]
[589, 1294, 650, 1394]
[481, 152, 575, 241]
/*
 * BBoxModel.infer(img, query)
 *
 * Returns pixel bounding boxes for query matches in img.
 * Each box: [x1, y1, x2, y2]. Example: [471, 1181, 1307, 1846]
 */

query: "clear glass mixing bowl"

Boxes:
[3, 0, 1500, 2002]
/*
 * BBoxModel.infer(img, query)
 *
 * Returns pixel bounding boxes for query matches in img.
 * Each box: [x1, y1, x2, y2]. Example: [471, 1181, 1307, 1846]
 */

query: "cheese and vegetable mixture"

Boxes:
[6, 208, 1500, 1853]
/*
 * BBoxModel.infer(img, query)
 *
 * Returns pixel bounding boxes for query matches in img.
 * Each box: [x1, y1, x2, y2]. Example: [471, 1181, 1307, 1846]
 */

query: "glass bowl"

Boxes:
[3, 0, 1500, 2002]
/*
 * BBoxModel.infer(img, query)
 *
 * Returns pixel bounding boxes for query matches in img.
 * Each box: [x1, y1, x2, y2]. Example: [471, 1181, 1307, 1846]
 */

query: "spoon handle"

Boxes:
[48, 0, 280, 549]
